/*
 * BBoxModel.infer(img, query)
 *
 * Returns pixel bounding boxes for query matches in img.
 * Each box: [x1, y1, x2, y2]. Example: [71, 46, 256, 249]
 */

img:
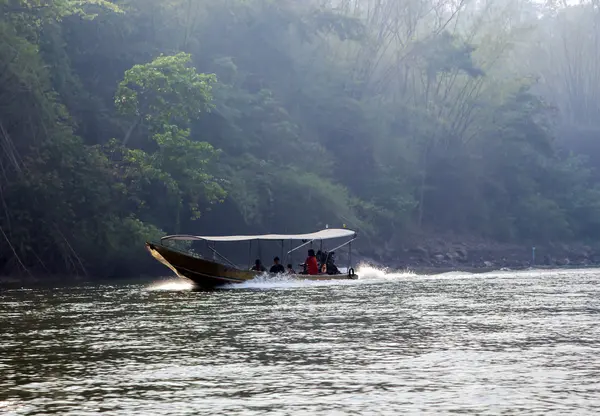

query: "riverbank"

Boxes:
[360, 233, 600, 272]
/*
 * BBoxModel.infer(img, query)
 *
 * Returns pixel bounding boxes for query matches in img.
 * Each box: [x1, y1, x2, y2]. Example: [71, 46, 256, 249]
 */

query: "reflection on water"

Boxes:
[1, 267, 600, 415]
[148, 279, 194, 291]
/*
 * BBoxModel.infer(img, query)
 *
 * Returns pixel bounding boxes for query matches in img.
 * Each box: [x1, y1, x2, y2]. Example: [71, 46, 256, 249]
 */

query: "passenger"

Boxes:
[305, 249, 319, 275]
[269, 256, 285, 274]
[316, 250, 327, 267]
[251, 259, 266, 272]
[326, 251, 340, 275]
[287, 264, 296, 274]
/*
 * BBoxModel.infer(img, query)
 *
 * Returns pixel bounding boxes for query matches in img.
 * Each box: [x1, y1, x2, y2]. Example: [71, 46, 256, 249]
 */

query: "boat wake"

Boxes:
[145, 264, 416, 291]
[221, 264, 415, 290]
[357, 264, 416, 280]
[146, 265, 600, 291]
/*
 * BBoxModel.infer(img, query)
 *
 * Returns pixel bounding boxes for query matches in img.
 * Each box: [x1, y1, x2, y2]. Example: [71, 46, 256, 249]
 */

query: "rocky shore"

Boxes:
[362, 234, 600, 273]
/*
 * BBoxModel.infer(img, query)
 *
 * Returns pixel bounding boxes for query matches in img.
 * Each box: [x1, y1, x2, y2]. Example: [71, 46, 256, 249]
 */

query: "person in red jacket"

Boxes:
[305, 249, 319, 275]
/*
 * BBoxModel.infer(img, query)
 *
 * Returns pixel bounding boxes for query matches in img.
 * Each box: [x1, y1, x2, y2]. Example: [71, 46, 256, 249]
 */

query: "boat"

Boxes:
[145, 228, 359, 289]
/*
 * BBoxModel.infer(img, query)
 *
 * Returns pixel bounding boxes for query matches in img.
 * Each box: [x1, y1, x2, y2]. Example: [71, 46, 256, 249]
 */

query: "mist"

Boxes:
[1, 0, 599, 279]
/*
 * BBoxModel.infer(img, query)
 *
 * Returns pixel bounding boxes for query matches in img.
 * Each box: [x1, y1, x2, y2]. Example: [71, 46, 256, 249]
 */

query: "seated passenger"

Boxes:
[326, 251, 340, 275]
[269, 256, 285, 274]
[287, 264, 296, 274]
[251, 259, 266, 272]
[316, 250, 325, 265]
[305, 249, 319, 275]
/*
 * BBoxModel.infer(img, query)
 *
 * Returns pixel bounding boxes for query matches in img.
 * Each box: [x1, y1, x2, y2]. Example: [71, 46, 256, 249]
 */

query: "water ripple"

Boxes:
[1, 268, 600, 414]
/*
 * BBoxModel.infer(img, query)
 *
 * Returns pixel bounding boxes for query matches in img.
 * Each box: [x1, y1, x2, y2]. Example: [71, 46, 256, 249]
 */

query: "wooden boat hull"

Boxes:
[145, 242, 359, 289]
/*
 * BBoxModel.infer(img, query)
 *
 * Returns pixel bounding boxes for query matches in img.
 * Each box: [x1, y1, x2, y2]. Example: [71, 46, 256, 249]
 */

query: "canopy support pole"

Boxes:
[287, 239, 314, 255]
[258, 240, 262, 262]
[208, 246, 238, 269]
[329, 237, 357, 255]
[349, 241, 352, 269]
[248, 241, 252, 269]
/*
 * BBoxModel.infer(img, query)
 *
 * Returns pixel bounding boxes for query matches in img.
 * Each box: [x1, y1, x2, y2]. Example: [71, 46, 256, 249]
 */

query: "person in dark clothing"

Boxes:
[287, 264, 296, 274]
[316, 250, 326, 266]
[326, 251, 340, 275]
[251, 259, 266, 272]
[269, 257, 285, 274]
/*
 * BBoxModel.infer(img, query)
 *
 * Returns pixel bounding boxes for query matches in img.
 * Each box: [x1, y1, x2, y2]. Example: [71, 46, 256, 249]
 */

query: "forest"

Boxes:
[2, 0, 600, 278]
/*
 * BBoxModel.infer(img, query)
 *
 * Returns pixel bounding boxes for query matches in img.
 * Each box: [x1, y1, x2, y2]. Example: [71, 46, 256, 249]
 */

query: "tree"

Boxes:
[115, 52, 216, 144]
[112, 52, 225, 233]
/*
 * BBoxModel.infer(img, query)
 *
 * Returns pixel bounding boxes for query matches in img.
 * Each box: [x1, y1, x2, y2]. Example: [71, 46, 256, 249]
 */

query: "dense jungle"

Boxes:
[2, 0, 600, 278]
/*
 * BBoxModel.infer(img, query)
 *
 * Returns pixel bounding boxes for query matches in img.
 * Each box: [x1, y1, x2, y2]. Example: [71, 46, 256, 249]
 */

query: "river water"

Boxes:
[1, 267, 599, 415]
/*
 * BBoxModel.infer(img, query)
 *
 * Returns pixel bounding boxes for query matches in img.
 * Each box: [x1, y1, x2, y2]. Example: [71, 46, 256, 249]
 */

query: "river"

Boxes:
[1, 267, 599, 415]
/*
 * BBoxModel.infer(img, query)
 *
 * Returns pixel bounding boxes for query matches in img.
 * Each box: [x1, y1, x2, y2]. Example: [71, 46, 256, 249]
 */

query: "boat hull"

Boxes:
[145, 242, 358, 289]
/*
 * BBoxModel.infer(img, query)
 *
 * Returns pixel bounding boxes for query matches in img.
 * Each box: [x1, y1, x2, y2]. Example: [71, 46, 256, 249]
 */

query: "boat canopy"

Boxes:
[161, 228, 356, 243]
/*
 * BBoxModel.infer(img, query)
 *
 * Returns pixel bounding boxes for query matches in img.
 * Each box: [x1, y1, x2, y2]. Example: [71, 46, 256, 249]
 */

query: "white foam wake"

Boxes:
[146, 264, 417, 291]
[222, 263, 415, 290]
[146, 265, 600, 291]
[356, 264, 416, 280]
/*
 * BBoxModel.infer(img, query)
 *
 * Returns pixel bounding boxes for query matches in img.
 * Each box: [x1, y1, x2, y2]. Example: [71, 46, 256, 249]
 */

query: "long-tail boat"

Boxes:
[146, 228, 358, 289]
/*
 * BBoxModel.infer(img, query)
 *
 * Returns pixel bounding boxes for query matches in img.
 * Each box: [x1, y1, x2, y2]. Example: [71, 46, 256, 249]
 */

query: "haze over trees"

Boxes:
[1, 0, 600, 277]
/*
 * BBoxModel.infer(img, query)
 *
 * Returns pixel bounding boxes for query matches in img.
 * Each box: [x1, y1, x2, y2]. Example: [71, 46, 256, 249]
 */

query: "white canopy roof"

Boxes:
[161, 228, 356, 243]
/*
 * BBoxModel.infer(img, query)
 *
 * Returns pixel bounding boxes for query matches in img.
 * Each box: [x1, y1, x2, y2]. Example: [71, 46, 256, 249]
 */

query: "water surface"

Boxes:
[1, 267, 599, 414]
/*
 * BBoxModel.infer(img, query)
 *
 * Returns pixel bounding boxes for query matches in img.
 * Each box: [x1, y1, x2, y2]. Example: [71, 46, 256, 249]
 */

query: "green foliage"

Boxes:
[111, 51, 225, 234]
[106, 125, 225, 228]
[115, 52, 216, 130]
[2, 0, 600, 278]
[1, 0, 122, 26]
[223, 157, 369, 234]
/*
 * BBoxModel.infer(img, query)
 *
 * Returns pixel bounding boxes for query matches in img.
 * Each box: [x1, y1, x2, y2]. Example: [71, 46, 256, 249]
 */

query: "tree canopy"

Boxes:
[1, 0, 600, 277]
